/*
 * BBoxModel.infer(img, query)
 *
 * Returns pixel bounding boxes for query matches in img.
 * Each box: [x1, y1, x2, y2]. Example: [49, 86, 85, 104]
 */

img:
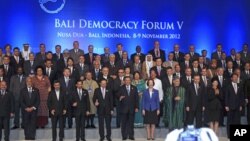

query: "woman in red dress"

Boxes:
[32, 66, 51, 128]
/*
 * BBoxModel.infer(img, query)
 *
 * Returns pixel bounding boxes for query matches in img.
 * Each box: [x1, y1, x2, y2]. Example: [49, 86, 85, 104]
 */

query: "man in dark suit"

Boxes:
[217, 52, 227, 70]
[9, 67, 26, 129]
[104, 54, 119, 79]
[150, 58, 166, 80]
[148, 41, 166, 62]
[180, 54, 192, 73]
[114, 43, 124, 63]
[201, 50, 211, 66]
[0, 81, 14, 141]
[117, 51, 133, 70]
[75, 55, 89, 77]
[130, 45, 145, 63]
[56, 49, 70, 78]
[131, 55, 142, 74]
[69, 41, 84, 64]
[118, 76, 138, 140]
[211, 43, 223, 61]
[93, 79, 113, 141]
[226, 48, 236, 62]
[185, 75, 206, 128]
[91, 61, 102, 81]
[98, 67, 114, 91]
[161, 67, 174, 92]
[171, 44, 185, 63]
[72, 80, 90, 141]
[58, 68, 75, 128]
[47, 81, 67, 141]
[188, 45, 200, 62]
[180, 68, 193, 89]
[225, 73, 245, 139]
[23, 53, 38, 76]
[241, 63, 250, 81]
[101, 47, 111, 64]
[44, 59, 57, 85]
[113, 68, 124, 128]
[10, 47, 24, 71]
[191, 60, 201, 76]
[20, 77, 40, 140]
[239, 43, 250, 63]
[0, 68, 9, 89]
[244, 77, 250, 124]
[200, 68, 211, 88]
[35, 43, 47, 66]
[0, 56, 14, 83]
[233, 53, 245, 70]
[84, 45, 98, 66]
[52, 45, 63, 62]
[224, 61, 234, 79]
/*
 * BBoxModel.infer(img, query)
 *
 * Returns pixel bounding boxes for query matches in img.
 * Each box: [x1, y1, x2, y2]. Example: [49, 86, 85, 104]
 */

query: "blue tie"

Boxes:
[127, 86, 130, 96]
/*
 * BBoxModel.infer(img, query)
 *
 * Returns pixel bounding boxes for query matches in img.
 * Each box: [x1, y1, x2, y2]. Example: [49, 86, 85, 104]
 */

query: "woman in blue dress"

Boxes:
[132, 71, 146, 127]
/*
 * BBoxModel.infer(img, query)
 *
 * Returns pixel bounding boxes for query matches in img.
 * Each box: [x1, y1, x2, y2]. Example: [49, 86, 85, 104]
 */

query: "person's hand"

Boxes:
[120, 96, 125, 101]
[240, 106, 242, 111]
[95, 100, 99, 106]
[174, 96, 180, 101]
[51, 109, 55, 115]
[63, 110, 67, 115]
[111, 110, 114, 115]
[135, 108, 139, 112]
[186, 107, 190, 112]
[246, 99, 249, 104]
[202, 107, 205, 111]
[72, 102, 77, 107]
[10, 113, 14, 117]
[157, 110, 160, 115]
[142, 110, 145, 116]
[225, 106, 229, 112]
[86, 111, 90, 116]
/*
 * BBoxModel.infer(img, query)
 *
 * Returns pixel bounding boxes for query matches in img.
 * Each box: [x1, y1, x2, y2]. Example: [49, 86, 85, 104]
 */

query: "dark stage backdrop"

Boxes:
[0, 0, 250, 57]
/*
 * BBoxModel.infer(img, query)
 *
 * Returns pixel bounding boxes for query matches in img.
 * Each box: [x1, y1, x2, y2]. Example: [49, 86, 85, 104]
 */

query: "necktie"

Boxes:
[219, 76, 223, 86]
[126, 86, 130, 96]
[56, 91, 59, 100]
[234, 83, 237, 94]
[46, 68, 49, 76]
[19, 75, 22, 83]
[28, 88, 32, 98]
[1, 90, 4, 97]
[0, 77, 2, 81]
[188, 77, 191, 83]
[169, 76, 172, 85]
[247, 71, 249, 75]
[195, 84, 198, 95]
[102, 88, 105, 99]
[78, 89, 82, 100]
[156, 50, 160, 57]
[175, 53, 179, 59]
[30, 61, 33, 67]
[66, 78, 69, 87]
[4, 65, 8, 72]
[157, 67, 161, 76]
[75, 49, 78, 53]
[90, 54, 93, 63]
[203, 76, 207, 86]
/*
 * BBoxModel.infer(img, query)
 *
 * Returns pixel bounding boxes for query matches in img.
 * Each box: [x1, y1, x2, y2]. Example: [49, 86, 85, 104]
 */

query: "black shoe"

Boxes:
[41, 126, 45, 129]
[91, 124, 96, 128]
[68, 125, 72, 129]
[21, 126, 24, 129]
[99, 139, 104, 141]
[86, 124, 90, 128]
[152, 138, 155, 140]
[59, 138, 63, 141]
[11, 126, 19, 130]
[129, 137, 135, 140]
[81, 139, 86, 141]
[107, 138, 112, 141]
[122, 137, 127, 140]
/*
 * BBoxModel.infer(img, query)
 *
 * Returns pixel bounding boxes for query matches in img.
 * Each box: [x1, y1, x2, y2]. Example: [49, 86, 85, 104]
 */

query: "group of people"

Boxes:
[0, 41, 249, 140]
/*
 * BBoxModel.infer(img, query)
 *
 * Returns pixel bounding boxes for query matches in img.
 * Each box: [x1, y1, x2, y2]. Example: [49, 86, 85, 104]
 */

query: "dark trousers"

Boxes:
[98, 114, 112, 139]
[75, 113, 86, 140]
[64, 105, 73, 128]
[0, 117, 10, 141]
[247, 104, 250, 124]
[121, 113, 135, 139]
[157, 102, 163, 127]
[13, 100, 22, 127]
[23, 111, 37, 140]
[227, 109, 241, 138]
[51, 115, 64, 141]
[116, 99, 121, 128]
[186, 108, 203, 128]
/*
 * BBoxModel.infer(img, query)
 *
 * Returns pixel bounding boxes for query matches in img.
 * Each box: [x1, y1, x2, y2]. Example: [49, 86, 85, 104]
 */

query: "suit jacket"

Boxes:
[35, 52, 46, 66]
[113, 77, 124, 98]
[161, 76, 174, 92]
[101, 53, 110, 64]
[9, 74, 26, 100]
[114, 51, 123, 63]
[56, 58, 67, 78]
[180, 76, 193, 89]
[233, 60, 245, 70]
[148, 49, 166, 62]
[45, 67, 57, 85]
[69, 49, 84, 64]
[104, 62, 120, 77]
[191, 67, 201, 76]
[224, 69, 234, 79]
[0, 90, 14, 117]
[52, 53, 63, 62]
[200, 76, 212, 88]
[163, 61, 179, 70]
[20, 87, 40, 112]
[131, 63, 142, 74]
[93, 87, 114, 115]
[117, 59, 133, 70]
[47, 90, 67, 116]
[75, 63, 89, 77]
[130, 53, 145, 63]
[10, 55, 24, 71]
[72, 89, 90, 115]
[58, 77, 75, 96]
[0, 64, 14, 81]
[142, 89, 160, 111]
[84, 53, 98, 66]
[23, 60, 38, 76]
[91, 68, 101, 81]
[239, 51, 250, 62]
[68, 67, 80, 81]
[226, 55, 235, 62]
[171, 51, 185, 63]
[188, 52, 200, 61]
[118, 85, 139, 114]
[203, 57, 211, 66]
[217, 60, 227, 69]
[150, 66, 166, 80]
[98, 75, 113, 91]
[241, 70, 250, 81]
[225, 83, 244, 110]
[244, 78, 250, 102]
[186, 83, 206, 110]
[180, 61, 192, 72]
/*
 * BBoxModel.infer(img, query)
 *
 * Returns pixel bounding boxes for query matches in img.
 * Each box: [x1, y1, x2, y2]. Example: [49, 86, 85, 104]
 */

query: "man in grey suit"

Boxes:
[69, 41, 84, 64]
[239, 43, 250, 63]
[9, 66, 26, 129]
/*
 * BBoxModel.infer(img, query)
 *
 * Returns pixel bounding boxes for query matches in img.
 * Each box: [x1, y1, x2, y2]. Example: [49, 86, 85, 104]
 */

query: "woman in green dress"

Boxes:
[163, 76, 185, 131]
[132, 71, 146, 128]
